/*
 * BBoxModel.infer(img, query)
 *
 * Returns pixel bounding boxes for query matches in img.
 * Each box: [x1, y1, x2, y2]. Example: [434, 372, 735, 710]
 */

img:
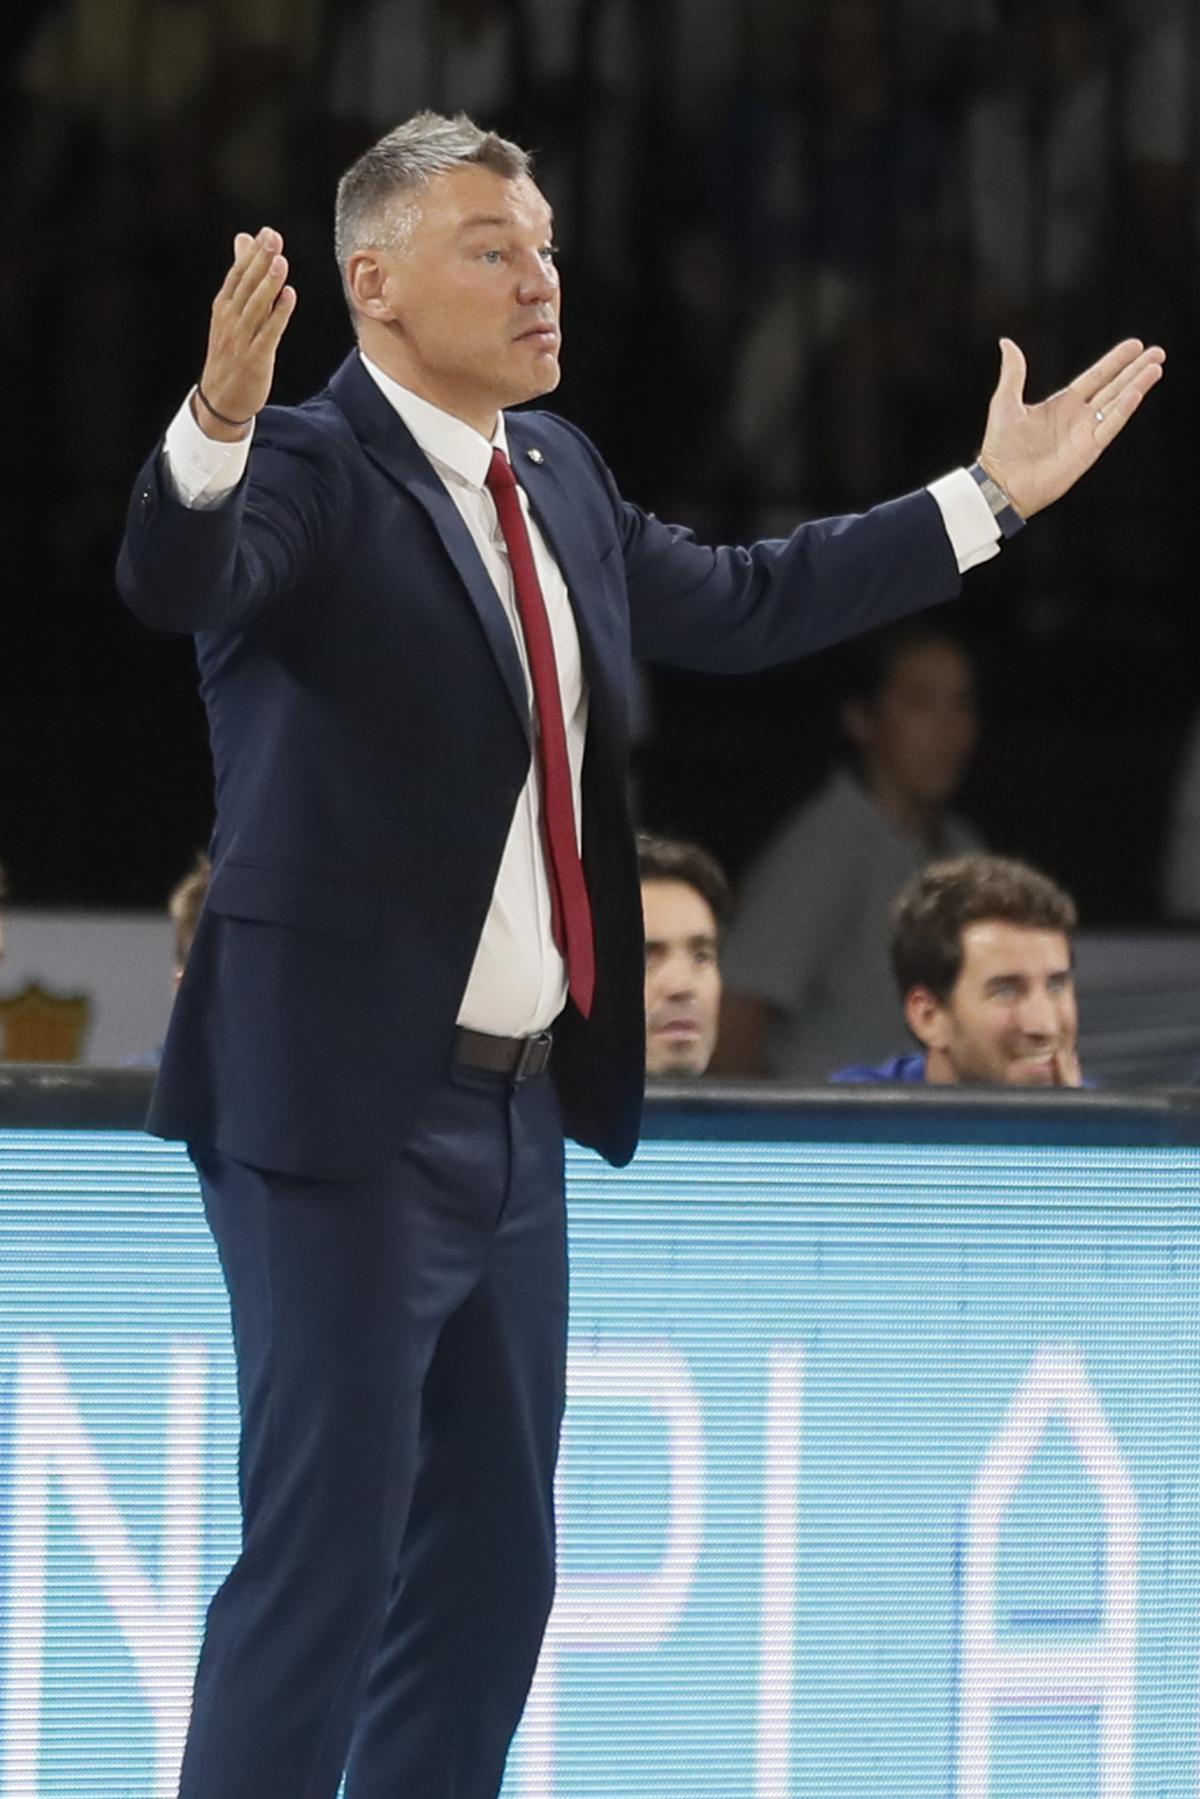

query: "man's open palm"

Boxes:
[978, 336, 1165, 520]
[195, 228, 297, 438]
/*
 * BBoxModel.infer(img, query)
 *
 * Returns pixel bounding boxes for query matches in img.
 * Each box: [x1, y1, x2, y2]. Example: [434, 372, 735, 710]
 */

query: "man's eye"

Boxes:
[479, 248, 504, 264]
[540, 245, 559, 261]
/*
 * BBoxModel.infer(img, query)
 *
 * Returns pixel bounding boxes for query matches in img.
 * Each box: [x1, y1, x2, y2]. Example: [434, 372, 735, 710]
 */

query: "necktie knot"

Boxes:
[486, 447, 517, 495]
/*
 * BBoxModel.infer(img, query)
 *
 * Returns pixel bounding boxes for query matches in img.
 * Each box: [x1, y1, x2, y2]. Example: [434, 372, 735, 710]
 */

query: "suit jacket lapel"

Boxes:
[327, 356, 531, 743]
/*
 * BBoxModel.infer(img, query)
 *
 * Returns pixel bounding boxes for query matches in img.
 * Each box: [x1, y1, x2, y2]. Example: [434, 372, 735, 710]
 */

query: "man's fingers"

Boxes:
[259, 284, 298, 351]
[240, 253, 290, 338]
[1088, 346, 1167, 420]
[225, 227, 285, 313]
[229, 241, 283, 318]
[223, 232, 272, 307]
[214, 233, 258, 306]
[214, 251, 289, 362]
[1069, 337, 1148, 405]
[1092, 362, 1163, 444]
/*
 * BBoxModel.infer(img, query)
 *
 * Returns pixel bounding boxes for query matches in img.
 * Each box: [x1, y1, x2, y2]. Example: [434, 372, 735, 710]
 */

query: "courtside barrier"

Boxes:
[1, 1069, 1198, 1798]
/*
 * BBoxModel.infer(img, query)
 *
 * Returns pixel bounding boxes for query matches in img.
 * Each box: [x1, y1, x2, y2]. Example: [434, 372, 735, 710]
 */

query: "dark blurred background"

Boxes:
[2, 0, 1198, 921]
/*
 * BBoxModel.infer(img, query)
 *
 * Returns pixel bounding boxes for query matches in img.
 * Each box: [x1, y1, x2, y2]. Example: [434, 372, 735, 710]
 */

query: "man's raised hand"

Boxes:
[977, 336, 1165, 521]
[193, 228, 297, 442]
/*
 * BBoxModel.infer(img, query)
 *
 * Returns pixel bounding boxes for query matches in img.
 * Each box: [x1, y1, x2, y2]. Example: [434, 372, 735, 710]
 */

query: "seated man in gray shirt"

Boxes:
[717, 621, 981, 1079]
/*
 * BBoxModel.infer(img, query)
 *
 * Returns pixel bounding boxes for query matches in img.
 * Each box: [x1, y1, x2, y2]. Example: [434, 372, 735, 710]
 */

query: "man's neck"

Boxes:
[866, 769, 938, 844]
[921, 1047, 957, 1084]
[357, 333, 500, 438]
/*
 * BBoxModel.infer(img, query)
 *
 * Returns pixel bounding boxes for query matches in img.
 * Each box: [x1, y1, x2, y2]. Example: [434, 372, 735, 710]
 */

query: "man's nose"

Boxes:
[516, 251, 558, 303]
[1017, 987, 1059, 1037]
[660, 954, 696, 999]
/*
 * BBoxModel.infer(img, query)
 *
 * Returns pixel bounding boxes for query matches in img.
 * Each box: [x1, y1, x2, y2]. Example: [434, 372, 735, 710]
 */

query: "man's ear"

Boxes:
[903, 984, 950, 1051]
[346, 251, 396, 323]
[841, 698, 873, 754]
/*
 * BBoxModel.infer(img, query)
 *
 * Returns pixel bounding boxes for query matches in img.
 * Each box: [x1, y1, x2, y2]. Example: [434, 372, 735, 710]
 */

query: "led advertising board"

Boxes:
[1, 1088, 1198, 1797]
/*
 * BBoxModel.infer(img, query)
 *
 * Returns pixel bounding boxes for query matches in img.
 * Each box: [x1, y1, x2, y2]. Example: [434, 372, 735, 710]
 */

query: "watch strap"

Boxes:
[967, 461, 1025, 538]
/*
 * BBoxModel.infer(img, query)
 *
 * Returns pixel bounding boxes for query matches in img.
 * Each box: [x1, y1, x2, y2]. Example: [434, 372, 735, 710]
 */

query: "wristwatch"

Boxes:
[967, 461, 1026, 538]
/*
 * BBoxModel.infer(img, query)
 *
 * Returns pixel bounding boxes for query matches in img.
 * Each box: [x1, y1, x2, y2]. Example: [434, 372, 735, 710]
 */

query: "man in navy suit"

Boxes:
[117, 111, 1163, 1799]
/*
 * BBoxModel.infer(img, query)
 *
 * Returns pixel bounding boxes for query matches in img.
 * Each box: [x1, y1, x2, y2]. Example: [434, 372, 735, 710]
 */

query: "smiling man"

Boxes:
[115, 105, 1157, 1799]
[638, 833, 730, 1077]
[833, 854, 1082, 1085]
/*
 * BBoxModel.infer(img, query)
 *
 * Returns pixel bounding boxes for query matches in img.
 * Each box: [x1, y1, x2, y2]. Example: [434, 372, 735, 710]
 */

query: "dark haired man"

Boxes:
[834, 853, 1082, 1085]
[719, 621, 981, 1078]
[638, 833, 730, 1077]
[116, 106, 1155, 1799]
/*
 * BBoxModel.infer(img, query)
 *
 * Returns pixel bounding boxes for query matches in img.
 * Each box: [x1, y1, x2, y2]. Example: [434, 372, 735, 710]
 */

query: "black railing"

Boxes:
[4, 1064, 1200, 1148]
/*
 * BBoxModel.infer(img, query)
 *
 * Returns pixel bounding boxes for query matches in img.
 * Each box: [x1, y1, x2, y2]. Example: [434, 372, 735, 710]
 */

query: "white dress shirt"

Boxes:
[162, 357, 1001, 1034]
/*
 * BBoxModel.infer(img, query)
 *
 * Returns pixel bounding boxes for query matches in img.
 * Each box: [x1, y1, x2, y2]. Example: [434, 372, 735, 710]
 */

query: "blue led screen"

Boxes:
[1, 1123, 1198, 1797]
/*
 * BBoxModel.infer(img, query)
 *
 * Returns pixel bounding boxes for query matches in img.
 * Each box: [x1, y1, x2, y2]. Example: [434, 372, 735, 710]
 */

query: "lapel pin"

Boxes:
[527, 448, 545, 465]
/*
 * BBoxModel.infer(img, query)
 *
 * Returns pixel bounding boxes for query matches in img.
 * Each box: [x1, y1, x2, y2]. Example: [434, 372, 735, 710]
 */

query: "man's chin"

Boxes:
[529, 361, 562, 399]
[647, 1045, 708, 1079]
[507, 354, 561, 405]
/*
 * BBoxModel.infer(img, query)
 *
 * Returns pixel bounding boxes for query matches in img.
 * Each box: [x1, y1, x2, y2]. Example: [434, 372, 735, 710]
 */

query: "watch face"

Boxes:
[972, 468, 1002, 512]
[970, 463, 1024, 535]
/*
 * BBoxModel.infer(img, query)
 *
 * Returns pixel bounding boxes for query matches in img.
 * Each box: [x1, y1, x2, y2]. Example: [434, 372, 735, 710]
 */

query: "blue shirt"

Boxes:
[831, 1053, 927, 1083]
[831, 1052, 1094, 1087]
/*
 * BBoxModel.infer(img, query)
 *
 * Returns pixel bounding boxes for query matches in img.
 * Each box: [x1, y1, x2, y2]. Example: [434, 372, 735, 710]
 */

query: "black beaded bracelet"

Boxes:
[196, 383, 255, 430]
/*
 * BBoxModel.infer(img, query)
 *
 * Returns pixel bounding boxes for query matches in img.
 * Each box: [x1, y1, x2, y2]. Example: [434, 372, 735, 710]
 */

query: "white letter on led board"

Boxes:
[956, 1344, 1139, 1798]
[755, 1345, 804, 1799]
[518, 1339, 706, 1797]
[2, 1334, 207, 1799]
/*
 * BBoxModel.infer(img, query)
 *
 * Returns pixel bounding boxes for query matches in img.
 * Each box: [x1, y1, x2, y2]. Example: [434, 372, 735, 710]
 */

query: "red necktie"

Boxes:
[485, 447, 595, 1018]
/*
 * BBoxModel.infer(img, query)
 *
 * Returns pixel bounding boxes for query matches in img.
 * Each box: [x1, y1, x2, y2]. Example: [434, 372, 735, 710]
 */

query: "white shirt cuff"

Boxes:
[927, 467, 1002, 573]
[162, 389, 254, 509]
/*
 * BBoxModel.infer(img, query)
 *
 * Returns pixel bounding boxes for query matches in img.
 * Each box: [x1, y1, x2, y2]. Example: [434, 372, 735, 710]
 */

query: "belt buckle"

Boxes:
[513, 1031, 551, 1083]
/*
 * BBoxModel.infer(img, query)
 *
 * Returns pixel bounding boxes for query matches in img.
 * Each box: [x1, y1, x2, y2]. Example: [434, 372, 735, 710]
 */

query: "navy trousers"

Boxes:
[177, 1062, 568, 1799]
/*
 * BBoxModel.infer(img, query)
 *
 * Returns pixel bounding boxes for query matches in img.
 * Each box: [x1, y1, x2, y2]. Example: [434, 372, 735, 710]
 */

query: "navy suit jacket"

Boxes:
[117, 354, 962, 1179]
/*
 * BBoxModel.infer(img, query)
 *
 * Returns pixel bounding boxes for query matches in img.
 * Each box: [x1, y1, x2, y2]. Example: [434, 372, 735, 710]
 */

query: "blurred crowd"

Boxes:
[4, 0, 1200, 1081]
[6, 0, 1198, 534]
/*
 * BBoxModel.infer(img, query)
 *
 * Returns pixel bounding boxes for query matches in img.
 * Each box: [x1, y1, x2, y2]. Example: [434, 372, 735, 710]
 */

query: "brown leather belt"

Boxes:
[454, 1027, 553, 1083]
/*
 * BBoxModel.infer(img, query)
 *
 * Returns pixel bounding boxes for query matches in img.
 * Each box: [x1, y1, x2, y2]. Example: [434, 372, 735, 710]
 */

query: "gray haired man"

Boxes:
[116, 104, 1162, 1799]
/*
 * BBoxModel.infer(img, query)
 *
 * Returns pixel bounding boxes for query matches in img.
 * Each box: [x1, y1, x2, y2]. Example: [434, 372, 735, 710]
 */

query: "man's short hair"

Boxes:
[334, 111, 532, 310]
[636, 833, 732, 935]
[891, 854, 1078, 1003]
[169, 852, 212, 972]
[841, 617, 972, 712]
